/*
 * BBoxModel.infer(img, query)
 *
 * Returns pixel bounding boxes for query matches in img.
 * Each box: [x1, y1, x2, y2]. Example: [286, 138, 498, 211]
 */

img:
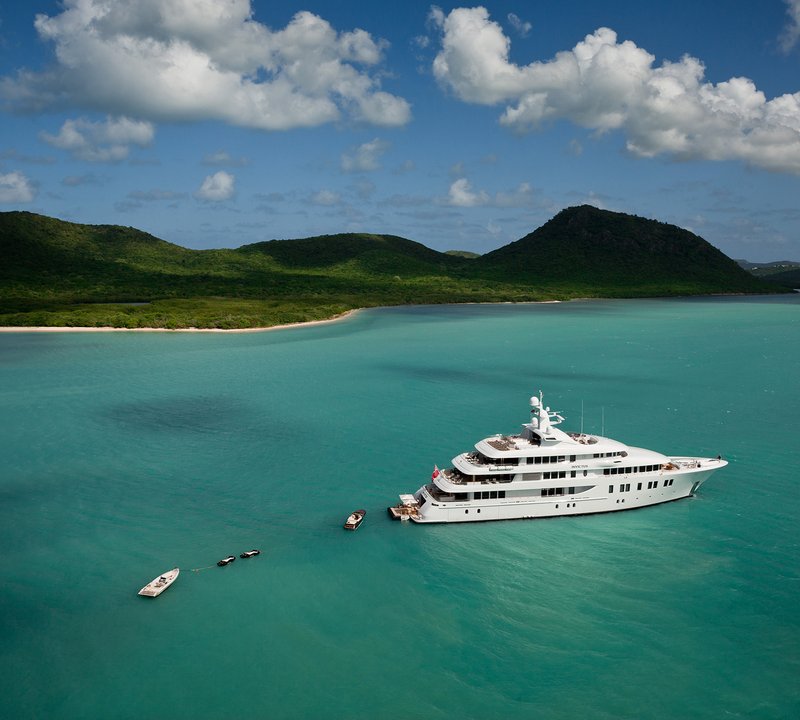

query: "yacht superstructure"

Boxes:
[390, 392, 726, 523]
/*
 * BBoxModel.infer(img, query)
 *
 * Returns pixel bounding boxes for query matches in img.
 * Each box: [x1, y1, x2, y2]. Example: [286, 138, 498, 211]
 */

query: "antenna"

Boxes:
[601, 406, 605, 437]
[580, 400, 584, 434]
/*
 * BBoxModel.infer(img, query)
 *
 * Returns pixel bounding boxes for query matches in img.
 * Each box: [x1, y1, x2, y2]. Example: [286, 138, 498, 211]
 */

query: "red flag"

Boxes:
[432, 465, 440, 480]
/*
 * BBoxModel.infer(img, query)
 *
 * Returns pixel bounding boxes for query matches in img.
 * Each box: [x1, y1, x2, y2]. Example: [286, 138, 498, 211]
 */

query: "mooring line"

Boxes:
[191, 565, 217, 572]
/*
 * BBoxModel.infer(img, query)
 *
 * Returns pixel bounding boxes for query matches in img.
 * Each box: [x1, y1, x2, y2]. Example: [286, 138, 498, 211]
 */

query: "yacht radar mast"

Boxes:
[529, 392, 564, 434]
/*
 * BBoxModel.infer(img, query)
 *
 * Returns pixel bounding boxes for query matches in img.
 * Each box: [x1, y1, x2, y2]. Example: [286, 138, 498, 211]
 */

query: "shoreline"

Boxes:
[0, 293, 788, 334]
[0, 308, 363, 334]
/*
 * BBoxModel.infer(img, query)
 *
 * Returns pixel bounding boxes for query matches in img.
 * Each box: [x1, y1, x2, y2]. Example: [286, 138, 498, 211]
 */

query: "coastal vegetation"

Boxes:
[0, 205, 785, 329]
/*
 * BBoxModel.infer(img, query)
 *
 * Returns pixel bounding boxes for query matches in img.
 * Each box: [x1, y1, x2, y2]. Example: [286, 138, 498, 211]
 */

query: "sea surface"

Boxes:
[1, 296, 798, 720]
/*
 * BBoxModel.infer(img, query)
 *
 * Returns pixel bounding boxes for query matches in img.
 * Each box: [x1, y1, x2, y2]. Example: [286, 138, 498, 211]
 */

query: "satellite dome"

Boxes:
[530, 396, 540, 407]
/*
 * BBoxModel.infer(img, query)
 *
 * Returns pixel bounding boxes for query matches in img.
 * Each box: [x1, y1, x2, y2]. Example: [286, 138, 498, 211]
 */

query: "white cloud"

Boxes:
[507, 13, 531, 38]
[196, 171, 235, 201]
[1, 0, 410, 130]
[40, 116, 154, 162]
[447, 178, 488, 207]
[780, 0, 800, 52]
[341, 138, 390, 172]
[0, 171, 35, 202]
[445, 176, 536, 208]
[432, 7, 800, 174]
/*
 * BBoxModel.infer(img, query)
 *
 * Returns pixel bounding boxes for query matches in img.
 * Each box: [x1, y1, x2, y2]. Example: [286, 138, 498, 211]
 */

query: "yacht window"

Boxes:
[570, 455, 576, 462]
[609, 485, 614, 493]
[604, 469, 610, 476]
[583, 470, 588, 477]
[571, 470, 576, 478]
[490, 491, 498, 499]
[498, 491, 506, 498]
[568, 487, 575, 494]
[535, 457, 542, 464]
[637, 483, 642, 490]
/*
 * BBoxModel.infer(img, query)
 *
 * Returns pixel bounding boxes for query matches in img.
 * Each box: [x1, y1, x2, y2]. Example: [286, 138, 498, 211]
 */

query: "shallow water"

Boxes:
[1, 296, 798, 719]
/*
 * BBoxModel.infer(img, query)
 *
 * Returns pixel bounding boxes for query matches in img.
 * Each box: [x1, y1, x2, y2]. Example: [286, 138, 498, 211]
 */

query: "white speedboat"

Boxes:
[344, 509, 366, 530]
[138, 568, 179, 597]
[391, 392, 727, 523]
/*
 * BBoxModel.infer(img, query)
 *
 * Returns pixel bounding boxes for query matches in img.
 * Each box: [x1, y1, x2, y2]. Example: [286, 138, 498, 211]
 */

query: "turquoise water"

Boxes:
[1, 296, 798, 719]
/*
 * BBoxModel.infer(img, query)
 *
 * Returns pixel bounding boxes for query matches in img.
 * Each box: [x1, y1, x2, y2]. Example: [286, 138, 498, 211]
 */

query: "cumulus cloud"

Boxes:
[447, 178, 488, 207]
[341, 138, 389, 172]
[780, 0, 800, 52]
[1, 0, 410, 130]
[0, 171, 35, 202]
[40, 116, 154, 162]
[445, 176, 536, 208]
[432, 6, 800, 174]
[196, 171, 235, 201]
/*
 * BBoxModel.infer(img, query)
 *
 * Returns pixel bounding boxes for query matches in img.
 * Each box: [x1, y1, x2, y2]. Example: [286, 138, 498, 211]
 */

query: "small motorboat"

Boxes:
[240, 549, 261, 558]
[344, 509, 366, 531]
[217, 555, 236, 566]
[138, 568, 179, 597]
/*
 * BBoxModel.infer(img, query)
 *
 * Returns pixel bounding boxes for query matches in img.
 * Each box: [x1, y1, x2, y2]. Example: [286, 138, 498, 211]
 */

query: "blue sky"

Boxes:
[1, 1, 799, 261]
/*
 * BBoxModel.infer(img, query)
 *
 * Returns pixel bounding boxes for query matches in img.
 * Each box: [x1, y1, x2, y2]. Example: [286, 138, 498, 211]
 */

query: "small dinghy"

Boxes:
[344, 509, 366, 531]
[217, 555, 236, 566]
[240, 549, 261, 558]
[138, 568, 179, 597]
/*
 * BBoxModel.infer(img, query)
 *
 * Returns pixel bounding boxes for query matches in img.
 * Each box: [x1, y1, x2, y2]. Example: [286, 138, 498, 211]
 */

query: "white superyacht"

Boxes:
[390, 392, 726, 523]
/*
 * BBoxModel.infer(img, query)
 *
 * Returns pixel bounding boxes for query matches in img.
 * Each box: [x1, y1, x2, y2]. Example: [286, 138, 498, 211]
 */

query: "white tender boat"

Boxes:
[344, 509, 366, 530]
[138, 568, 179, 597]
[391, 392, 727, 524]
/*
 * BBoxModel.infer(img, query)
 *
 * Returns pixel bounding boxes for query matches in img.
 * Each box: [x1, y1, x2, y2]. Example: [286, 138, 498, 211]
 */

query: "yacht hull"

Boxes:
[409, 465, 721, 524]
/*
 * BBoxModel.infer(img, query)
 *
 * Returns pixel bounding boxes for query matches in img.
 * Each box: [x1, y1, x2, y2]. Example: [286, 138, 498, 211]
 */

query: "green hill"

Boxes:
[0, 207, 785, 328]
[763, 268, 800, 287]
[481, 205, 772, 296]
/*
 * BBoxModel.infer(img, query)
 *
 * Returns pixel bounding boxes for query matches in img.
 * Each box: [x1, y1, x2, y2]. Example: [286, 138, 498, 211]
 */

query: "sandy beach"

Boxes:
[0, 309, 362, 334]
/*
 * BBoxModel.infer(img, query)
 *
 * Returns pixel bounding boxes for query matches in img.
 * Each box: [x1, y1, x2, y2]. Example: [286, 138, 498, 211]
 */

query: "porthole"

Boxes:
[555, 504, 559, 509]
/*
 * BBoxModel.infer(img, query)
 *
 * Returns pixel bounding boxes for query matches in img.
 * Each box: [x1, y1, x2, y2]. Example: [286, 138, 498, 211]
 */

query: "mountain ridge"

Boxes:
[0, 206, 787, 328]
